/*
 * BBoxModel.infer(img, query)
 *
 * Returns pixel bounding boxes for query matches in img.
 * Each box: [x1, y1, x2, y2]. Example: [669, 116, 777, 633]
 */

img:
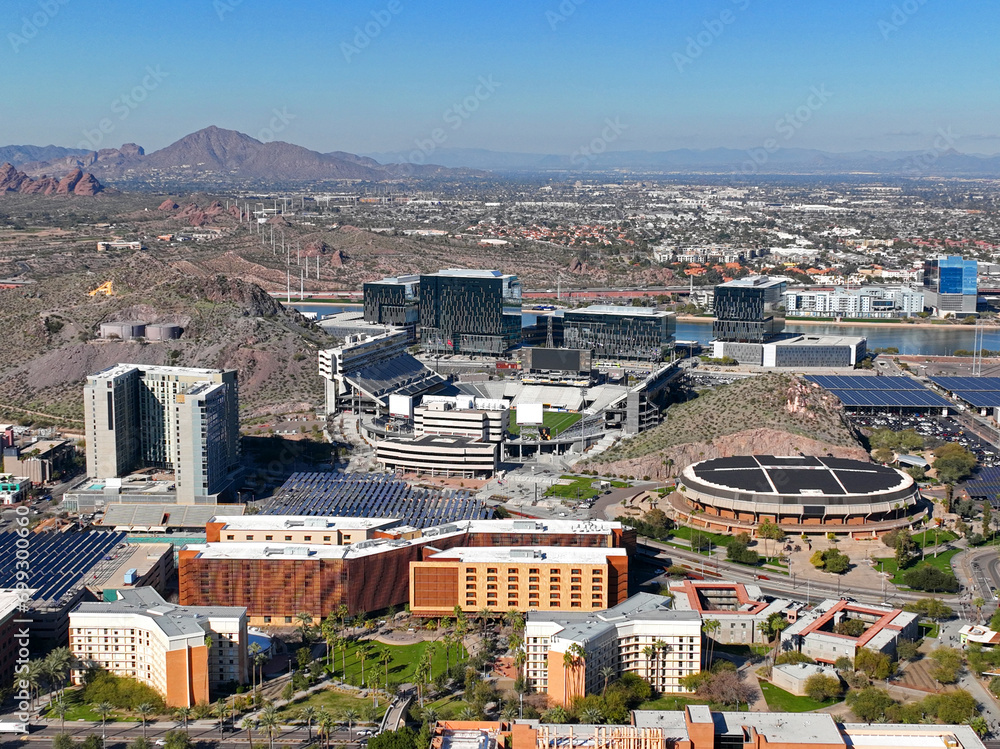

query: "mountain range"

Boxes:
[364, 146, 1000, 176]
[6, 126, 1000, 183]
[12, 126, 474, 185]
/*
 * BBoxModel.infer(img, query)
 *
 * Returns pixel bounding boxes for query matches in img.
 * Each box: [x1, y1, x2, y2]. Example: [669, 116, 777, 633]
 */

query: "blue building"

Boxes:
[923, 256, 978, 316]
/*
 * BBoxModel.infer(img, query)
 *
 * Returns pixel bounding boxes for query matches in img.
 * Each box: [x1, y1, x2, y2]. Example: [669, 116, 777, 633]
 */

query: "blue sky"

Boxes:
[3, 0, 998, 155]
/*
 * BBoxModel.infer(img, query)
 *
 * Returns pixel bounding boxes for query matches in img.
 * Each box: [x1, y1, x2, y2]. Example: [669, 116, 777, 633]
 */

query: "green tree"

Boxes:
[96, 701, 114, 747]
[929, 647, 962, 686]
[804, 673, 842, 702]
[933, 443, 977, 483]
[299, 705, 318, 744]
[757, 519, 785, 560]
[52, 734, 75, 749]
[855, 648, 894, 680]
[258, 705, 280, 749]
[902, 564, 959, 593]
[895, 639, 919, 662]
[846, 687, 896, 722]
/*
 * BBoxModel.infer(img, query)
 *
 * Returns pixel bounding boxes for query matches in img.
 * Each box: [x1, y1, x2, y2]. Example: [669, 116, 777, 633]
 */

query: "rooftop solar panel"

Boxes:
[931, 377, 1000, 392]
[951, 391, 1000, 408]
[807, 375, 924, 391]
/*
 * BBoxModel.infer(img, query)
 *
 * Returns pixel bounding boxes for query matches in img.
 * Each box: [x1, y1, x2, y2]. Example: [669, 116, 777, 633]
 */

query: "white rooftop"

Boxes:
[210, 515, 400, 531]
[566, 305, 673, 318]
[425, 546, 626, 563]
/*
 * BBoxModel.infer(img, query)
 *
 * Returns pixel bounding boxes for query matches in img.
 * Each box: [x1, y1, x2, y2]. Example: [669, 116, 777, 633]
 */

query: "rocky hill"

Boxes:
[0, 252, 328, 424]
[19, 127, 473, 185]
[584, 374, 868, 480]
[0, 163, 103, 195]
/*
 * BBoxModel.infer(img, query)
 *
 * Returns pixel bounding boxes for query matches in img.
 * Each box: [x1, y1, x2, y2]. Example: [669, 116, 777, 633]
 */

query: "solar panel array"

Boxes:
[964, 466, 1000, 502]
[806, 375, 952, 409]
[0, 531, 127, 604]
[930, 377, 1000, 408]
[262, 472, 490, 528]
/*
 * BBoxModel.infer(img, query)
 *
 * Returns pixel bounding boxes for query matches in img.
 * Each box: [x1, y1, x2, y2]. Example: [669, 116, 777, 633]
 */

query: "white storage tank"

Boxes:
[145, 323, 183, 340]
[99, 321, 146, 339]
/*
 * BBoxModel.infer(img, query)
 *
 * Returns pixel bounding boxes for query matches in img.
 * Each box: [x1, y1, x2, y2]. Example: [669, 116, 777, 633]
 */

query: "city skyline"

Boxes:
[2, 0, 999, 157]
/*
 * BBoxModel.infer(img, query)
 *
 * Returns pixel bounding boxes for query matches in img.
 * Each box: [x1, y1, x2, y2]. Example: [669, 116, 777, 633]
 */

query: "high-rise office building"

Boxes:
[562, 305, 676, 361]
[923, 256, 978, 315]
[419, 269, 522, 354]
[84, 365, 240, 504]
[363, 275, 420, 327]
[712, 276, 787, 343]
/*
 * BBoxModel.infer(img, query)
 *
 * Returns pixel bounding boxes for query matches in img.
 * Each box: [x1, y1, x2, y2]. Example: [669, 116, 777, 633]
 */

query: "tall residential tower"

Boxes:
[84, 365, 240, 504]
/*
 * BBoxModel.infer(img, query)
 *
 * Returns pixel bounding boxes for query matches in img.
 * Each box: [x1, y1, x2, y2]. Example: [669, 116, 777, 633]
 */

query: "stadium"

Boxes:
[673, 455, 924, 537]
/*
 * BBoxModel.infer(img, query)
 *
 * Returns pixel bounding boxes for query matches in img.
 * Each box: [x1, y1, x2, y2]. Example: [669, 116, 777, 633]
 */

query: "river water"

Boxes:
[290, 303, 996, 357]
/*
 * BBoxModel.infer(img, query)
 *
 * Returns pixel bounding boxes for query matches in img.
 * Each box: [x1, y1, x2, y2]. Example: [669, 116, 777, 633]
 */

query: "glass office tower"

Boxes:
[712, 277, 787, 343]
[419, 269, 522, 355]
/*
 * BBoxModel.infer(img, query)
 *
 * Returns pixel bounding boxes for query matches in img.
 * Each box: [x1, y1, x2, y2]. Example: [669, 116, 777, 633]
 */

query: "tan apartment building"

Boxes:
[409, 547, 629, 617]
[69, 588, 248, 708]
[205, 515, 399, 545]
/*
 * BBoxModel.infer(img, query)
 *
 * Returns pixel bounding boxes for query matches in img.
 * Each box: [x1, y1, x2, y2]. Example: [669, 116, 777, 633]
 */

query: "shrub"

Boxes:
[82, 671, 165, 711]
[804, 673, 843, 702]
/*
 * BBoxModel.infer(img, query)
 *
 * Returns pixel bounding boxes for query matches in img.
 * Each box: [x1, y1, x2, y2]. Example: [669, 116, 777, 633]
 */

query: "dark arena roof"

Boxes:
[688, 455, 908, 498]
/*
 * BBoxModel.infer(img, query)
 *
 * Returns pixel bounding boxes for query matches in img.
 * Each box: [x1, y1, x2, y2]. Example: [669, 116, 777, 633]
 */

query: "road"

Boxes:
[639, 537, 962, 607]
[2, 720, 366, 748]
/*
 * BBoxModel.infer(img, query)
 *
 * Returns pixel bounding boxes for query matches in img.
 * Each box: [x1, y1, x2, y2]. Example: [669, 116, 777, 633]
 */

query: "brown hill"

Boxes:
[0, 253, 328, 423]
[0, 163, 104, 196]
[584, 374, 866, 480]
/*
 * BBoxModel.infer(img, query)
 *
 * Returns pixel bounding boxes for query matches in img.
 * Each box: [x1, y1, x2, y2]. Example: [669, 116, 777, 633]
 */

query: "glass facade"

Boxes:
[562, 307, 676, 361]
[713, 278, 786, 343]
[924, 256, 978, 296]
[363, 276, 420, 326]
[419, 271, 522, 354]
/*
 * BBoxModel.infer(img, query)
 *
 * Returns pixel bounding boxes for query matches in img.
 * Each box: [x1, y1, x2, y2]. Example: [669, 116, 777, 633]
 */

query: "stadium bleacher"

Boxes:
[345, 353, 446, 403]
[262, 472, 490, 528]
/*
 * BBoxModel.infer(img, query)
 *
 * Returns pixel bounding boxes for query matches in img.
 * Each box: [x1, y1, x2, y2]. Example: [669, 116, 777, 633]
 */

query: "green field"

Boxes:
[507, 410, 582, 436]
[277, 689, 385, 722]
[759, 680, 840, 712]
[873, 547, 960, 586]
[325, 639, 467, 690]
[910, 529, 958, 548]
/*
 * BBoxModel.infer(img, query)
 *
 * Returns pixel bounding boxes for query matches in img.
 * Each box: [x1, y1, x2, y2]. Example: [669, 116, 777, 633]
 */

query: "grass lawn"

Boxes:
[874, 548, 960, 587]
[421, 695, 474, 720]
[507, 410, 582, 437]
[45, 690, 129, 722]
[639, 695, 711, 711]
[919, 621, 940, 638]
[911, 529, 958, 547]
[714, 643, 770, 658]
[758, 680, 839, 712]
[327, 639, 467, 690]
[669, 525, 729, 548]
[276, 689, 384, 721]
[544, 475, 602, 501]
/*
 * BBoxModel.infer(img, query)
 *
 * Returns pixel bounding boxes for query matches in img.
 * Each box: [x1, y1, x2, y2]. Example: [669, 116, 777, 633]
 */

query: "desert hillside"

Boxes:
[584, 374, 868, 480]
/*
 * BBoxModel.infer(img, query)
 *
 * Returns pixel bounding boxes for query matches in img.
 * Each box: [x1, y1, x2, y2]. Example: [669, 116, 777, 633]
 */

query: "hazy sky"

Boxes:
[3, 0, 998, 156]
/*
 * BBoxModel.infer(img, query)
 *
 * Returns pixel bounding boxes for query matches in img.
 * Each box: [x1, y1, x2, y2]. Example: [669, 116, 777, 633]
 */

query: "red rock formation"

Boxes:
[56, 169, 83, 194]
[73, 172, 102, 196]
[158, 199, 179, 211]
[329, 249, 346, 267]
[0, 163, 31, 191]
[0, 163, 102, 196]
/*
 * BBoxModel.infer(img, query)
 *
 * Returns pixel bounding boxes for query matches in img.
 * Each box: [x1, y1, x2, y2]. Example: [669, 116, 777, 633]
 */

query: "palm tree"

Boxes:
[501, 703, 518, 721]
[341, 708, 359, 738]
[561, 644, 586, 708]
[580, 707, 604, 725]
[258, 705, 280, 749]
[296, 612, 314, 645]
[641, 645, 656, 684]
[96, 702, 113, 747]
[379, 648, 393, 691]
[421, 706, 440, 726]
[135, 702, 155, 741]
[599, 665, 615, 696]
[22, 659, 43, 711]
[53, 698, 67, 733]
[174, 706, 192, 736]
[514, 648, 528, 686]
[318, 710, 336, 749]
[213, 699, 231, 740]
[702, 619, 721, 668]
[414, 659, 430, 708]
[44, 648, 74, 699]
[240, 716, 256, 749]
[253, 650, 268, 705]
[248, 642, 263, 694]
[299, 705, 318, 743]
[355, 643, 372, 686]
[459, 705, 479, 721]
[322, 617, 337, 671]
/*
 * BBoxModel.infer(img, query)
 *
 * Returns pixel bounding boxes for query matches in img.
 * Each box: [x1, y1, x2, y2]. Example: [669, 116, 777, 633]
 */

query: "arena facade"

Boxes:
[673, 455, 924, 537]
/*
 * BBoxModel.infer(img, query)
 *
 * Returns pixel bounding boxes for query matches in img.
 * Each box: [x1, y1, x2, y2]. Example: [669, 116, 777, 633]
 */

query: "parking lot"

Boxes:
[846, 411, 1000, 468]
